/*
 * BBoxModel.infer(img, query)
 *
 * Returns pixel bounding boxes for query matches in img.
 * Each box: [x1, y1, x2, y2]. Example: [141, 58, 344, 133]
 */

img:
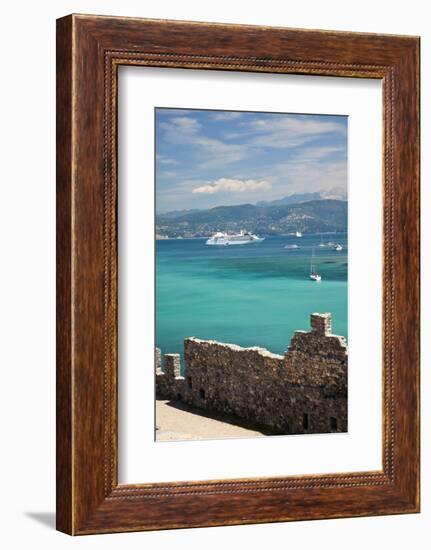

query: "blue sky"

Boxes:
[155, 108, 347, 213]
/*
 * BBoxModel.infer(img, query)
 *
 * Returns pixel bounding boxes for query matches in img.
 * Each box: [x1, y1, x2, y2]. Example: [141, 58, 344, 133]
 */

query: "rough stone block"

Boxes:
[310, 312, 332, 335]
[163, 353, 181, 378]
[155, 347, 162, 374]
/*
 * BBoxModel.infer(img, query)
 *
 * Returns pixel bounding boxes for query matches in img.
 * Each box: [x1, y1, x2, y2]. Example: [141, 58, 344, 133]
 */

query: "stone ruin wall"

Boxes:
[156, 313, 347, 435]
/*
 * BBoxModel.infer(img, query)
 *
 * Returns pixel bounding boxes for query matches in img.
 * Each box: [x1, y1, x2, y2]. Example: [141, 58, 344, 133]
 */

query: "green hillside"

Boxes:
[156, 200, 347, 238]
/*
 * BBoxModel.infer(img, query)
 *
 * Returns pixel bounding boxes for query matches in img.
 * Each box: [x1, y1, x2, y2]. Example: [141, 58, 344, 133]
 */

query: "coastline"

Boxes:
[156, 232, 346, 241]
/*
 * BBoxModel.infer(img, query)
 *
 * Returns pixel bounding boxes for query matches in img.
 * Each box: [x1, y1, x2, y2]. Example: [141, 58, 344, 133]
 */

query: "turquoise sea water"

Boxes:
[156, 235, 347, 364]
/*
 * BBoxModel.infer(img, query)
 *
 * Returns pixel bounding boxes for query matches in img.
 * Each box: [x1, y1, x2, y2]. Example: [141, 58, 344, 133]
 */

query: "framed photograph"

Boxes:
[56, 14, 420, 534]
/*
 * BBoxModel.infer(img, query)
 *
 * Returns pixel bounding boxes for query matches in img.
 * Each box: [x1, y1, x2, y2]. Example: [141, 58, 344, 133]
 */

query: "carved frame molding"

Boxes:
[56, 15, 420, 534]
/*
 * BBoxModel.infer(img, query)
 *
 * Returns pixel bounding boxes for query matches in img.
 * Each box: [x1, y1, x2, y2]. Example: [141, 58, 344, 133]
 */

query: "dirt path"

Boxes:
[156, 400, 265, 441]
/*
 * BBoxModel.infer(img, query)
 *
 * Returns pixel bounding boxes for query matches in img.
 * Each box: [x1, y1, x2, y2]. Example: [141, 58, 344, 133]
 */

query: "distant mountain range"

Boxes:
[157, 208, 202, 219]
[157, 188, 347, 219]
[256, 187, 347, 207]
[156, 199, 347, 239]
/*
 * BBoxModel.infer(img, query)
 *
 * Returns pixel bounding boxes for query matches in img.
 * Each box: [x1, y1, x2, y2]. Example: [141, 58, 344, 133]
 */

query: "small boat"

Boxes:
[334, 244, 343, 251]
[309, 249, 322, 281]
[319, 234, 325, 247]
[295, 231, 302, 237]
[285, 244, 299, 249]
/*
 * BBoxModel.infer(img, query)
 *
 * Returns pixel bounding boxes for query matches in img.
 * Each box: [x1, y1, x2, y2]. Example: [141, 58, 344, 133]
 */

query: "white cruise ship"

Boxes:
[205, 230, 265, 246]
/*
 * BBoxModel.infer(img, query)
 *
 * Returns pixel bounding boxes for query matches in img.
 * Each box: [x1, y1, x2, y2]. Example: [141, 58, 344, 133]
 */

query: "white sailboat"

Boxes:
[319, 234, 325, 247]
[309, 249, 322, 282]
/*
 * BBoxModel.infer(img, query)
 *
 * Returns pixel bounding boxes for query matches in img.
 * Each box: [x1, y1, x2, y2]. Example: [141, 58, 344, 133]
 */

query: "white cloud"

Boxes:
[243, 144, 347, 201]
[241, 116, 346, 149]
[296, 146, 345, 161]
[156, 154, 178, 165]
[159, 116, 201, 143]
[159, 116, 249, 167]
[192, 178, 271, 195]
[267, 157, 347, 197]
[210, 111, 243, 121]
[171, 117, 200, 129]
[158, 170, 177, 179]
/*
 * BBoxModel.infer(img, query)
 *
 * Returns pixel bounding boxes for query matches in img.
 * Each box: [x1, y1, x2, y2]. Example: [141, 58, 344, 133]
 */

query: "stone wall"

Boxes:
[156, 313, 347, 435]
